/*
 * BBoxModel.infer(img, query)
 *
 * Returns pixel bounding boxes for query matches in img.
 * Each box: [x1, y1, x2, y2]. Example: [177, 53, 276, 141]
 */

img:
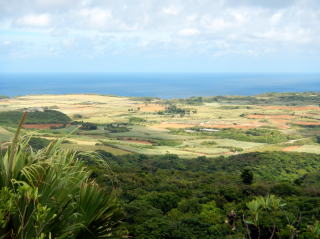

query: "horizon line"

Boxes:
[1, 71, 320, 74]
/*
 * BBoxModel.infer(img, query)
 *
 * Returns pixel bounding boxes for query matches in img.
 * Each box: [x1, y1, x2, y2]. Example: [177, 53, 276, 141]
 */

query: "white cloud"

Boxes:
[34, 0, 79, 9]
[14, 14, 51, 28]
[202, 17, 231, 31]
[0, 0, 320, 60]
[178, 28, 200, 36]
[255, 28, 313, 44]
[270, 12, 283, 25]
[3, 41, 12, 46]
[230, 11, 248, 25]
[78, 8, 112, 28]
[162, 6, 180, 15]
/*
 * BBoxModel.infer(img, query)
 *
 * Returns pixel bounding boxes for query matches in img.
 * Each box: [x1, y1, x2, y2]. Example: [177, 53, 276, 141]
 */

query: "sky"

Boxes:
[0, 0, 319, 73]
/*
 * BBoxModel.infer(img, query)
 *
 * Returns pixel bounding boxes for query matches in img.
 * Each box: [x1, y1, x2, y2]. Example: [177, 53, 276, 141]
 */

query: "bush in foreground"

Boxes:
[0, 116, 126, 239]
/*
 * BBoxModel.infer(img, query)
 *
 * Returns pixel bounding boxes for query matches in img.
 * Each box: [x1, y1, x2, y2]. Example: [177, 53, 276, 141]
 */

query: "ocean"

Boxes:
[0, 73, 319, 98]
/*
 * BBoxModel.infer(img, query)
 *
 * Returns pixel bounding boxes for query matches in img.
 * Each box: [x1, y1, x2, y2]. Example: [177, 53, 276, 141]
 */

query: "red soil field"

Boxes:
[282, 146, 301, 152]
[294, 121, 320, 126]
[138, 104, 166, 112]
[268, 119, 290, 129]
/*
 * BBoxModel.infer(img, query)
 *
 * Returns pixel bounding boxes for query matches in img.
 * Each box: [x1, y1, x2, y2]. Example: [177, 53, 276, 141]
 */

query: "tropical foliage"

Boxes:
[0, 114, 126, 238]
[85, 150, 320, 238]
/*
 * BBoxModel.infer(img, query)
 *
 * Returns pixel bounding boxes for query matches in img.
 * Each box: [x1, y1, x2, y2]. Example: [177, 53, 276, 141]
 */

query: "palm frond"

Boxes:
[0, 115, 126, 238]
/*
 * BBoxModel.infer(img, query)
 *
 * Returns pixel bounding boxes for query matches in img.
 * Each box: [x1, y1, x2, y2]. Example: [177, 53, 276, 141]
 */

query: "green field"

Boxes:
[0, 92, 320, 156]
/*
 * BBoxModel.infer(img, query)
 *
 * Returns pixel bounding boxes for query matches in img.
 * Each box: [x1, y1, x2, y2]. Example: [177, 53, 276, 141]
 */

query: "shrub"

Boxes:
[129, 117, 146, 124]
[201, 141, 217, 146]
[218, 146, 243, 152]
[73, 114, 83, 119]
[0, 120, 126, 238]
[104, 123, 130, 133]
[28, 137, 51, 150]
[80, 122, 98, 130]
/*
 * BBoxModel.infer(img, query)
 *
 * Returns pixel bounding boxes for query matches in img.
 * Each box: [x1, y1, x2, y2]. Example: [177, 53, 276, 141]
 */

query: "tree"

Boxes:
[80, 122, 98, 130]
[241, 169, 254, 185]
[144, 192, 180, 213]
[244, 195, 292, 239]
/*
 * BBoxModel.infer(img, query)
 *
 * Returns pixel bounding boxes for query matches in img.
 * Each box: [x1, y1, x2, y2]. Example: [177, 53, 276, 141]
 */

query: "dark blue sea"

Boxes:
[0, 73, 319, 98]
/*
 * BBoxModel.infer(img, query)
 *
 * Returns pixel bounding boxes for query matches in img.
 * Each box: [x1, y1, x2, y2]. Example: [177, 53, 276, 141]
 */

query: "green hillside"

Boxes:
[0, 110, 71, 125]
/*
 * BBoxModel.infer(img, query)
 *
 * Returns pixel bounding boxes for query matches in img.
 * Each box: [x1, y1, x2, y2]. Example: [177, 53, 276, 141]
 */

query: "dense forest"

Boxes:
[82, 150, 320, 238]
[2, 135, 320, 238]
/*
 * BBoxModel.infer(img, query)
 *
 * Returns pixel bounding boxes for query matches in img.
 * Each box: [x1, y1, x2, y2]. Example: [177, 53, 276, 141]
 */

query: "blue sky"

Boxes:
[0, 0, 319, 73]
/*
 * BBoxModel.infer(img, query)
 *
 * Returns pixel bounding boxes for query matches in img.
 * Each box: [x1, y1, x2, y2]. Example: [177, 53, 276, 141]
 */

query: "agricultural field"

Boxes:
[0, 92, 320, 157]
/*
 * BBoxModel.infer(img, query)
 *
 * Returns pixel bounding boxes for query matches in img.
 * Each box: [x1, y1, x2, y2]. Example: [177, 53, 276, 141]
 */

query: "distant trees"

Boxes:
[158, 104, 197, 117]
[177, 96, 203, 105]
[158, 105, 187, 116]
[104, 123, 130, 133]
[80, 122, 98, 130]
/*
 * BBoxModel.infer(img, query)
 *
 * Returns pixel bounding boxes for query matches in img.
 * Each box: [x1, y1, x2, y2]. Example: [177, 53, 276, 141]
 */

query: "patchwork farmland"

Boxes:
[0, 92, 320, 157]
